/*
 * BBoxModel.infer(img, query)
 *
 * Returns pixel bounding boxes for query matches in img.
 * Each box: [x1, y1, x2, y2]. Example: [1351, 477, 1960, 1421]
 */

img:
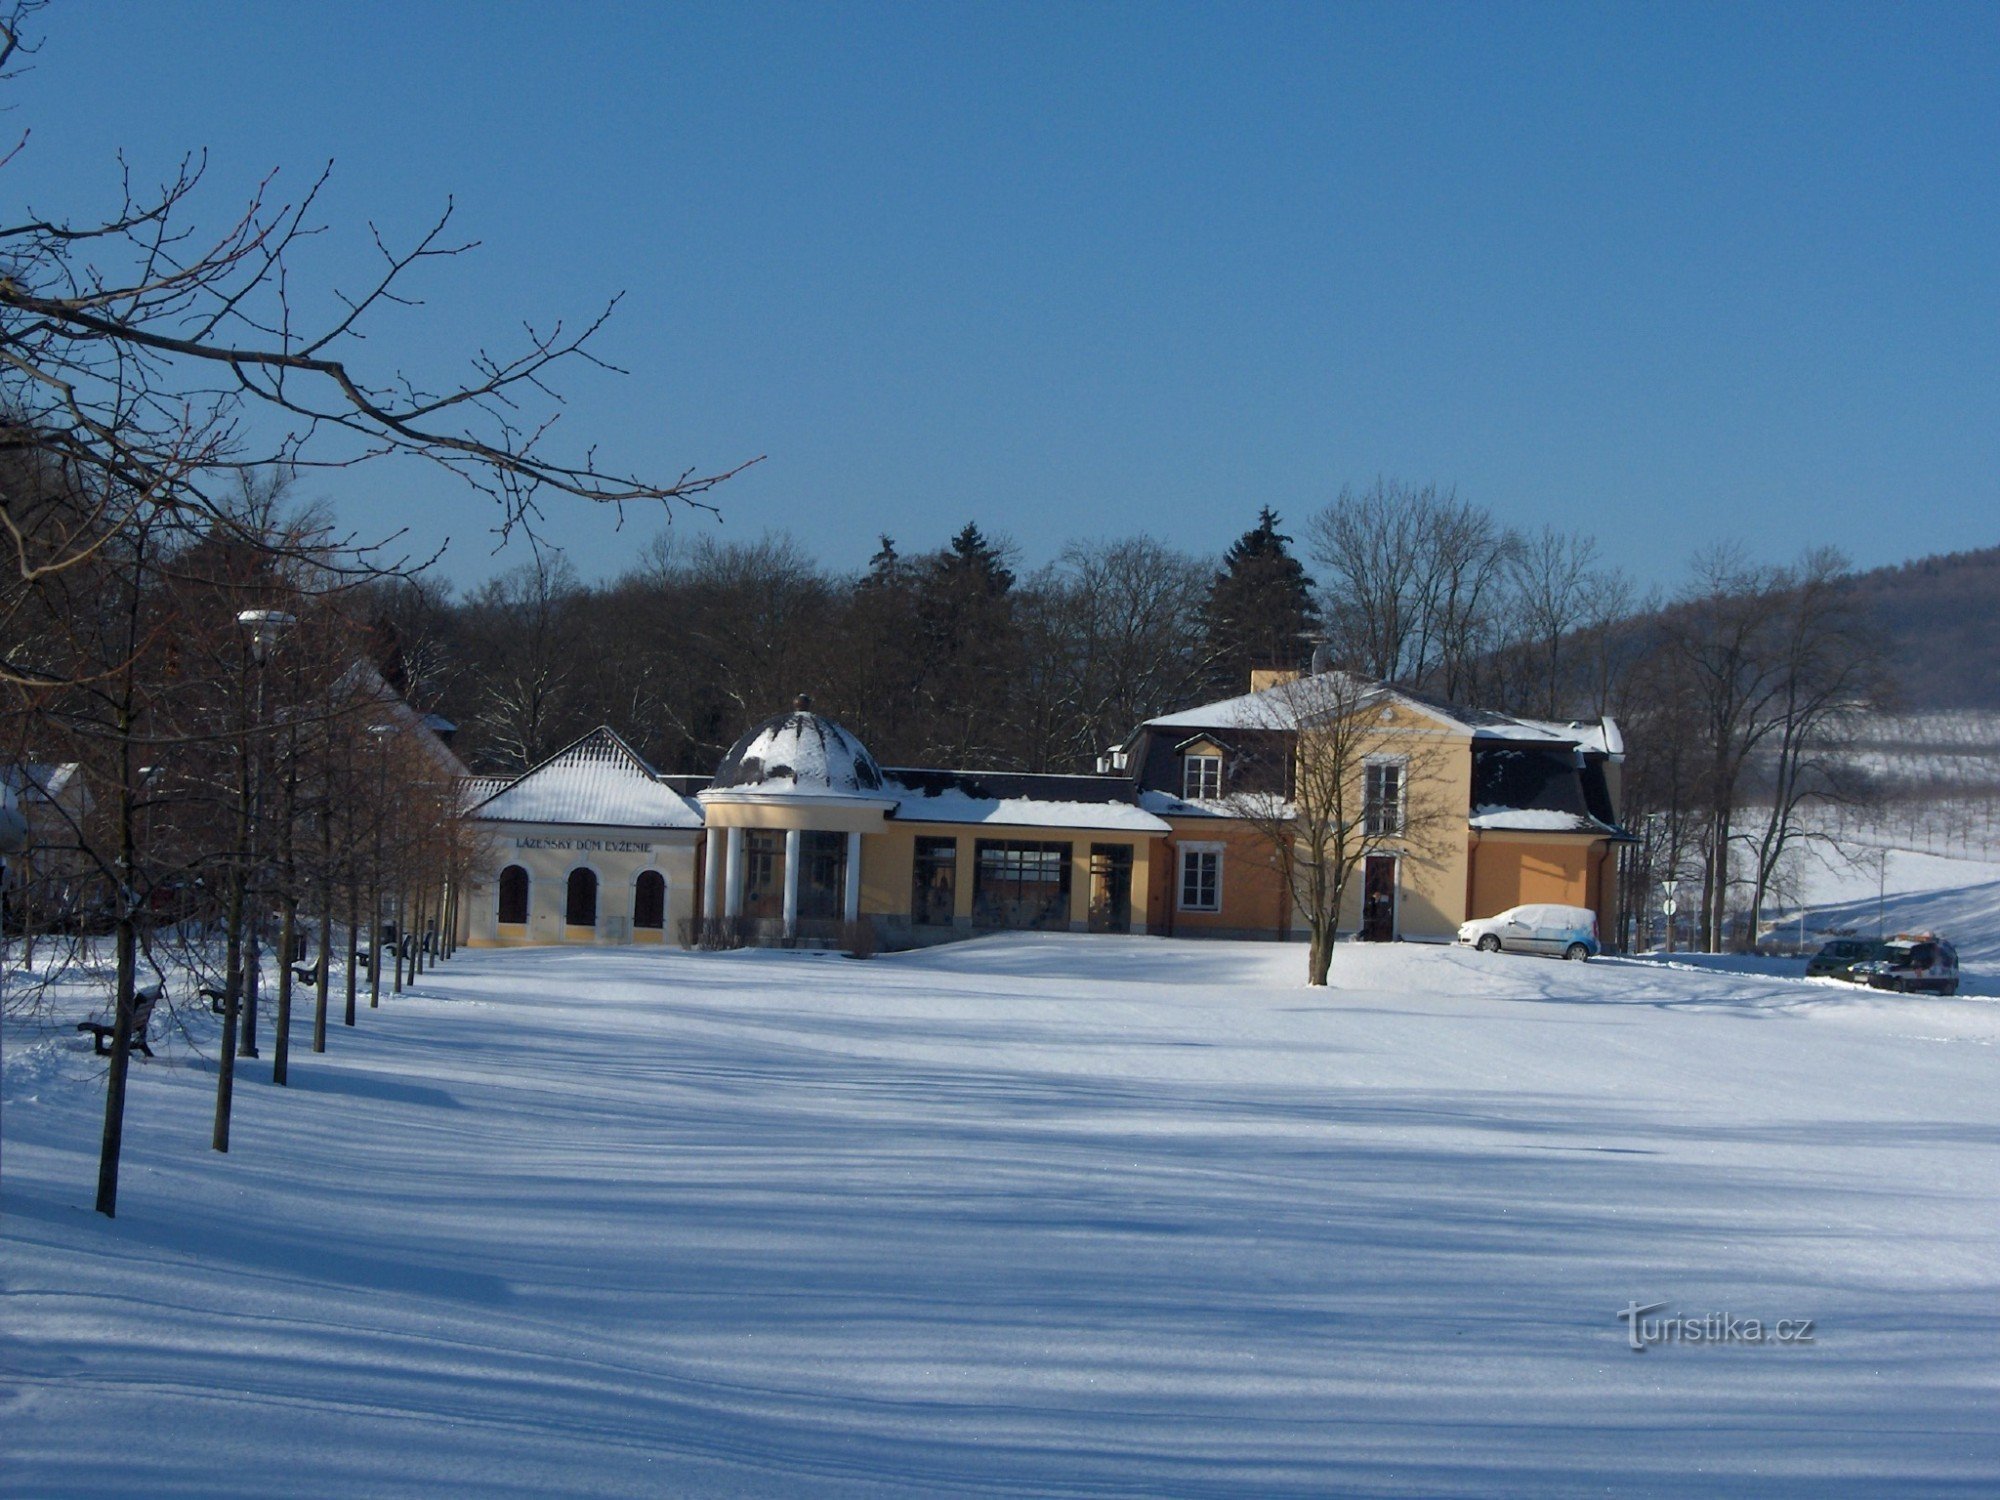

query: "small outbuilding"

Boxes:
[462, 728, 702, 947]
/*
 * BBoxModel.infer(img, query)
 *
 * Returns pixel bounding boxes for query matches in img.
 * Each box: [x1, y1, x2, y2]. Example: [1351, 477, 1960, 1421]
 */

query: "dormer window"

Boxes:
[1183, 752, 1222, 800]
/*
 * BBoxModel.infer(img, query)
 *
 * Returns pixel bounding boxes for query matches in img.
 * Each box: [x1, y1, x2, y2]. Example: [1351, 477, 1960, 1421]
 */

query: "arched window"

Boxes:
[498, 865, 530, 925]
[633, 870, 665, 930]
[565, 867, 598, 928]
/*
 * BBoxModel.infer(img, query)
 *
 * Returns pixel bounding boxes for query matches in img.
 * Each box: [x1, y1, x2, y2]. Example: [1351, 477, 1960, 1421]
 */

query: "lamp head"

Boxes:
[235, 609, 295, 662]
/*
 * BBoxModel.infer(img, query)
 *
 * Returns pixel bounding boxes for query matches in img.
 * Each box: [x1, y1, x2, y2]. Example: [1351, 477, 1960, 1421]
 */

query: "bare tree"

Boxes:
[0, 5, 748, 693]
[1224, 672, 1456, 986]
[1659, 547, 1791, 950]
[1740, 548, 1887, 939]
[1505, 527, 1601, 719]
[458, 557, 586, 771]
[1308, 482, 1515, 695]
[1017, 535, 1210, 768]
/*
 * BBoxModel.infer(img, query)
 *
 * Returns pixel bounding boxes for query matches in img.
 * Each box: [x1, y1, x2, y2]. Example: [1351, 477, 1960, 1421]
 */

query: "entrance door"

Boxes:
[1088, 844, 1133, 933]
[1360, 855, 1397, 942]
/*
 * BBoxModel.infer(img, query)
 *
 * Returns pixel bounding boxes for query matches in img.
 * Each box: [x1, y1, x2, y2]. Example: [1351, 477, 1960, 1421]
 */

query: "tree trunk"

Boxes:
[94, 911, 139, 1218]
[213, 863, 244, 1153]
[368, 876, 382, 1008]
[1709, 810, 1732, 953]
[313, 891, 332, 1053]
[272, 896, 295, 1085]
[1307, 917, 1334, 987]
[344, 881, 359, 1026]
[98, 677, 144, 1217]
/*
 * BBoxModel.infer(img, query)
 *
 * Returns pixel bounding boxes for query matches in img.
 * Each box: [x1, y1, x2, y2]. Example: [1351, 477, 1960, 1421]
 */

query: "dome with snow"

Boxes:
[707, 697, 887, 799]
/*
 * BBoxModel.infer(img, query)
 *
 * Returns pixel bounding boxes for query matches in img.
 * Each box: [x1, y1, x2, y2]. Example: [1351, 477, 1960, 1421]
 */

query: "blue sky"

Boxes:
[10, 2, 1997, 592]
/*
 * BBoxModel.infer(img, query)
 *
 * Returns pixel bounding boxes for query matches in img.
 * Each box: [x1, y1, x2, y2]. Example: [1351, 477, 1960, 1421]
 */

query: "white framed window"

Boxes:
[1178, 843, 1223, 912]
[1182, 752, 1223, 800]
[1364, 758, 1406, 836]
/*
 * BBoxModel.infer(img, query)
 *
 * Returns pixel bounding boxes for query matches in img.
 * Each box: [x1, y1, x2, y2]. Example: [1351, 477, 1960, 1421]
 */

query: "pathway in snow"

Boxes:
[4, 937, 1998, 1497]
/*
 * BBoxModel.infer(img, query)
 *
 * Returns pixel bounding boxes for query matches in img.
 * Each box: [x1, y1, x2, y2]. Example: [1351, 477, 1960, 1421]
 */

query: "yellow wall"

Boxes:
[1467, 832, 1598, 916]
[464, 821, 698, 947]
[1291, 703, 1476, 940]
[702, 800, 887, 833]
[1151, 821, 1293, 936]
[858, 820, 1154, 932]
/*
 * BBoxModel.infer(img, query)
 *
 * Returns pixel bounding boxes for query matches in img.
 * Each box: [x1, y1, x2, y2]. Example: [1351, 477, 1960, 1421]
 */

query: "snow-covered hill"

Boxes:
[5, 936, 1998, 1496]
[1786, 843, 2000, 963]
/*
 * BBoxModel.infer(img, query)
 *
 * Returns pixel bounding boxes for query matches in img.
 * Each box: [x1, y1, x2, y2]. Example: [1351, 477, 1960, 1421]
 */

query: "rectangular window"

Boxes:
[1178, 845, 1222, 913]
[911, 836, 958, 925]
[743, 830, 784, 919]
[798, 831, 847, 921]
[972, 839, 1073, 930]
[1365, 759, 1406, 836]
[1182, 753, 1222, 800]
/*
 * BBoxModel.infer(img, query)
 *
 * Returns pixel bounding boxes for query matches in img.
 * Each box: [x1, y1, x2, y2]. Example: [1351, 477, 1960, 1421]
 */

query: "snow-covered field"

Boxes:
[5, 936, 1999, 1497]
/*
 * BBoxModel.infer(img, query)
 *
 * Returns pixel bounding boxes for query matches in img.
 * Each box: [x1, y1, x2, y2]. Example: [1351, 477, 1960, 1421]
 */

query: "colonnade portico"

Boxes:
[697, 698, 895, 941]
[707, 823, 866, 937]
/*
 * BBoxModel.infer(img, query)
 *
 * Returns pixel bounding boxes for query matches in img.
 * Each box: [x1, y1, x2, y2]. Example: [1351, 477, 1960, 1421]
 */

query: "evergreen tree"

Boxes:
[861, 535, 901, 586]
[916, 523, 1019, 763]
[1201, 508, 1320, 695]
[938, 522, 1015, 595]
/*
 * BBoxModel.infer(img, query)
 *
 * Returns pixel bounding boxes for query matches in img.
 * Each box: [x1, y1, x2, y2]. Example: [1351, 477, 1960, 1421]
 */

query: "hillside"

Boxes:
[1843, 543, 2000, 709]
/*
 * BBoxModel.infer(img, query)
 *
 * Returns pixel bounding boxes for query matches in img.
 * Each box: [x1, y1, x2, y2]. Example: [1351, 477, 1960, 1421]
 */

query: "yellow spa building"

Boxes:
[459, 678, 1630, 952]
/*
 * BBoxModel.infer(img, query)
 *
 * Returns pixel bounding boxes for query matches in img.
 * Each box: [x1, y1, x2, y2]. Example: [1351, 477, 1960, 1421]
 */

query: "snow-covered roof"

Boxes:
[334, 660, 472, 779]
[703, 701, 892, 803]
[0, 763, 84, 804]
[460, 774, 515, 809]
[1469, 808, 1611, 833]
[472, 727, 702, 830]
[1139, 788, 1292, 821]
[888, 779, 1170, 833]
[1500, 715, 1624, 753]
[1140, 673, 1622, 752]
[1143, 687, 1312, 733]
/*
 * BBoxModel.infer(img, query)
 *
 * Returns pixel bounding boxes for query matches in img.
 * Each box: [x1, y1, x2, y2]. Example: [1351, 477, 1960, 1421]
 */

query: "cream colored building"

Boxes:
[461, 728, 702, 947]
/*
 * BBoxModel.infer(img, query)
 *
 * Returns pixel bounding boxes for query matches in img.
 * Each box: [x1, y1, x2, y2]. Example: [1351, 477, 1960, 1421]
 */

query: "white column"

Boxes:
[782, 827, 802, 939]
[844, 831, 863, 923]
[723, 826, 745, 918]
[702, 830, 722, 920]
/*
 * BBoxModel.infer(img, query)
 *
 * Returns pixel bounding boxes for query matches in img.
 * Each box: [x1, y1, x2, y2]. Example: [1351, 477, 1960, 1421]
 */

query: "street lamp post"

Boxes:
[235, 610, 292, 1061]
[1, 785, 29, 1171]
[367, 724, 392, 1009]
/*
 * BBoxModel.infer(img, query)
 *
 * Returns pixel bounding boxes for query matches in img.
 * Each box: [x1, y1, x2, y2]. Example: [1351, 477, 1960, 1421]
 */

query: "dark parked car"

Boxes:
[1806, 937, 1887, 982]
[1853, 934, 1960, 996]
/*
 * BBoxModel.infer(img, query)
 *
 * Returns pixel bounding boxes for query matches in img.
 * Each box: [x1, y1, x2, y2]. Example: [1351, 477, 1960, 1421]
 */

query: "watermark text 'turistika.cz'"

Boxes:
[1618, 1301, 1816, 1352]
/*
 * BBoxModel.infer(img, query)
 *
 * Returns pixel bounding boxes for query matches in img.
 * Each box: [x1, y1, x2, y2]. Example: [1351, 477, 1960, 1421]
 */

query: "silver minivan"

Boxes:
[1457, 903, 1600, 961]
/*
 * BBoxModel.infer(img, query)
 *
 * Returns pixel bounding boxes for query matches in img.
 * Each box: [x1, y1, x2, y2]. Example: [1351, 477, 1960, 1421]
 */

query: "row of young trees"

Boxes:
[1, 459, 480, 1213]
[0, 4, 729, 1215]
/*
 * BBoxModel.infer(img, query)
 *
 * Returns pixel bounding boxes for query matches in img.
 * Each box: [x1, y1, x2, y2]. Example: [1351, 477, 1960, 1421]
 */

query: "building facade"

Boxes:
[455, 676, 1630, 951]
[461, 728, 702, 947]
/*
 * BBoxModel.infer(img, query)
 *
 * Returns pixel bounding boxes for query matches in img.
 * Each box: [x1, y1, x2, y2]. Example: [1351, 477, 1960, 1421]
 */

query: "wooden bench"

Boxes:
[76, 983, 163, 1058]
[290, 953, 327, 988]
